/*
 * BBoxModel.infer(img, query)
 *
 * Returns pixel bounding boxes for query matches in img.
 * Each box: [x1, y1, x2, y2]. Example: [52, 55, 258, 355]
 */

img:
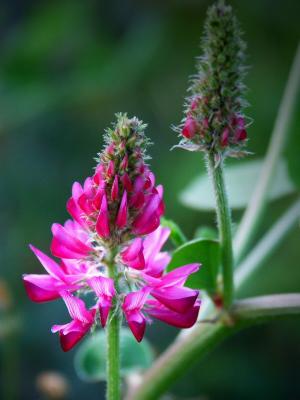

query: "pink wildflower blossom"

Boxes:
[23, 114, 201, 350]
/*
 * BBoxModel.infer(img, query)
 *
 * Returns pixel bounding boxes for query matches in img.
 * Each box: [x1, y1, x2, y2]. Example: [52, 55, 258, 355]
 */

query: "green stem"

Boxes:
[207, 153, 234, 308]
[234, 43, 300, 263]
[126, 294, 300, 400]
[106, 254, 121, 400]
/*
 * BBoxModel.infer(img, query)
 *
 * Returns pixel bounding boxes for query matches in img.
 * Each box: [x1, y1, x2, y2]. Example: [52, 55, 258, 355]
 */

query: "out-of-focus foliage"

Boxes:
[74, 329, 154, 383]
[180, 158, 296, 210]
[0, 0, 300, 399]
[167, 239, 221, 294]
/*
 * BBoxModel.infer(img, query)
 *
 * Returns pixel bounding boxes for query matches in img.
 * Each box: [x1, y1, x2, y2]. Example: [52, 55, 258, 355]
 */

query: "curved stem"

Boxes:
[126, 294, 300, 400]
[106, 253, 121, 400]
[207, 153, 234, 308]
[234, 43, 300, 263]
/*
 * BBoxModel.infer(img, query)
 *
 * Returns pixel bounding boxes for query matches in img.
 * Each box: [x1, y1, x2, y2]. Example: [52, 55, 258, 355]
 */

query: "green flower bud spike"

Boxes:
[175, 0, 249, 165]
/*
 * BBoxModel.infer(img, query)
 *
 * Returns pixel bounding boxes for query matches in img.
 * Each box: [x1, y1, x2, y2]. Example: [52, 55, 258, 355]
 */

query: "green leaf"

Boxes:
[74, 328, 154, 382]
[167, 239, 221, 293]
[161, 217, 187, 247]
[194, 226, 218, 240]
[180, 158, 296, 210]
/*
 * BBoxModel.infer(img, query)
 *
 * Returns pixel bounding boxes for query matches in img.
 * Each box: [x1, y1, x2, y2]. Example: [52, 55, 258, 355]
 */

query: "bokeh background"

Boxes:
[1, 0, 300, 399]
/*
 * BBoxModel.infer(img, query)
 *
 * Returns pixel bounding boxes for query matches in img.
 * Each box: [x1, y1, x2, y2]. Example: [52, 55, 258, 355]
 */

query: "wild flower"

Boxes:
[23, 114, 200, 350]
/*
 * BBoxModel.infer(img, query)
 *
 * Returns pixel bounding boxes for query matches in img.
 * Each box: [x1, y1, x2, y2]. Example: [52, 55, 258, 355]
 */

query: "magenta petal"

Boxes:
[121, 173, 133, 192]
[66, 198, 85, 227]
[143, 226, 170, 262]
[23, 275, 61, 302]
[132, 194, 162, 235]
[150, 286, 199, 313]
[147, 300, 200, 328]
[51, 238, 85, 259]
[133, 213, 160, 235]
[29, 245, 65, 280]
[126, 310, 146, 342]
[61, 291, 95, 324]
[116, 190, 128, 228]
[145, 252, 171, 277]
[51, 223, 91, 256]
[121, 238, 145, 270]
[52, 320, 88, 352]
[129, 191, 145, 209]
[111, 175, 119, 201]
[122, 287, 150, 312]
[99, 304, 111, 328]
[160, 263, 200, 287]
[87, 276, 115, 298]
[96, 194, 110, 238]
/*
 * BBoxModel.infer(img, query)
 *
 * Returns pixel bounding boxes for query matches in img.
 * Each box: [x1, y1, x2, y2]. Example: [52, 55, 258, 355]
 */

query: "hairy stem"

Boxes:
[207, 153, 234, 308]
[126, 294, 300, 400]
[106, 253, 121, 400]
[234, 43, 300, 263]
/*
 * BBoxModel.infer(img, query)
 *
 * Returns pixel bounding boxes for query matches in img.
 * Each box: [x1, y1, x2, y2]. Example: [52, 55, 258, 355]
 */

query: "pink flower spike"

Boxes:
[147, 300, 201, 329]
[182, 117, 198, 139]
[121, 238, 145, 270]
[87, 276, 115, 327]
[116, 190, 128, 228]
[122, 288, 150, 342]
[111, 175, 119, 201]
[96, 194, 110, 238]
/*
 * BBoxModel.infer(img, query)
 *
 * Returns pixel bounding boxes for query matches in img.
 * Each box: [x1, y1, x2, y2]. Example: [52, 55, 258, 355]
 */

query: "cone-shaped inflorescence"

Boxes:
[23, 113, 201, 351]
[176, 1, 248, 163]
[92, 113, 161, 245]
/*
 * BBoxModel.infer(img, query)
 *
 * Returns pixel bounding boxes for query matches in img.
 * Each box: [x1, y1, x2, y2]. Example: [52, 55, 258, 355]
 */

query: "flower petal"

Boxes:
[116, 190, 128, 228]
[121, 238, 145, 270]
[160, 263, 200, 288]
[29, 245, 65, 280]
[150, 286, 199, 313]
[96, 194, 110, 238]
[147, 300, 201, 328]
[23, 274, 61, 302]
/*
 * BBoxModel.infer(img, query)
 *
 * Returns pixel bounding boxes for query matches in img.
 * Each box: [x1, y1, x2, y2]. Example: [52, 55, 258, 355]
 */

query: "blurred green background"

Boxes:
[0, 0, 300, 399]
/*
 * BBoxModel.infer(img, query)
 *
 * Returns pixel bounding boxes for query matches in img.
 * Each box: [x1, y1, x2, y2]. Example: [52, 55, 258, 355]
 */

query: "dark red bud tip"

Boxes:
[220, 127, 230, 147]
[235, 129, 247, 141]
[190, 96, 201, 111]
[182, 117, 198, 139]
[213, 294, 223, 309]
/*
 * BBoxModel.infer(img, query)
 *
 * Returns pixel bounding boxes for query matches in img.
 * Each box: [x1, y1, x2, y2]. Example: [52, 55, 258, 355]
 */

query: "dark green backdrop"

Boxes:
[0, 1, 299, 399]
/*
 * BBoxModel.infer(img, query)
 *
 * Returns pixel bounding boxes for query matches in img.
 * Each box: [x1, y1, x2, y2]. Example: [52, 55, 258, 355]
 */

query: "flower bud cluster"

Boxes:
[176, 1, 249, 162]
